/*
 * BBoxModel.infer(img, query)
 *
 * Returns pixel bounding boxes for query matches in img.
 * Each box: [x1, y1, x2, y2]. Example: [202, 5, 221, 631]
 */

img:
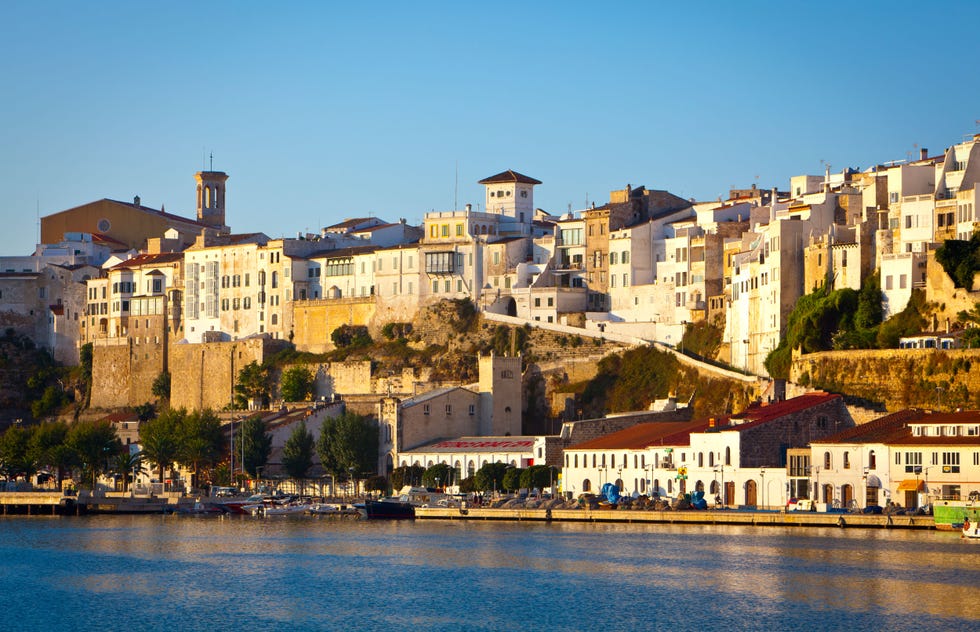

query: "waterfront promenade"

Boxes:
[417, 506, 937, 529]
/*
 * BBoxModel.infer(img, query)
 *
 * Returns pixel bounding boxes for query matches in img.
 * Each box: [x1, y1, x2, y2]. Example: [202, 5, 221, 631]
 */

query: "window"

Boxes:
[843, 452, 850, 469]
[456, 224, 463, 236]
[942, 452, 960, 473]
[423, 404, 430, 415]
[445, 404, 452, 415]
[441, 224, 449, 237]
[824, 452, 832, 469]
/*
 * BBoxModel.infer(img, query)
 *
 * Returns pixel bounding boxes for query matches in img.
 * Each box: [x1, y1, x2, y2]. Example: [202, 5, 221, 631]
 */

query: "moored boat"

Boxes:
[963, 516, 980, 539]
[357, 499, 416, 520]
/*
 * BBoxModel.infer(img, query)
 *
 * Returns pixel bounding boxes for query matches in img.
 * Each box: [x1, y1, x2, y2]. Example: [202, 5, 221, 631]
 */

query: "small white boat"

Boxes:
[262, 503, 311, 516]
[963, 518, 980, 539]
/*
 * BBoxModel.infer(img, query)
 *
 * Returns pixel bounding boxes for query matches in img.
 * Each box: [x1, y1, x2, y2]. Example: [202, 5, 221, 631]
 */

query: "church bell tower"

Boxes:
[195, 169, 228, 229]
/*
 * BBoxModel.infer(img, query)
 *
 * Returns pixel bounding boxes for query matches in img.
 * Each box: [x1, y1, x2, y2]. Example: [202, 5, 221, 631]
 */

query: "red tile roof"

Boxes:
[811, 409, 924, 444]
[568, 419, 713, 451]
[727, 392, 842, 431]
[110, 252, 184, 269]
[478, 170, 542, 185]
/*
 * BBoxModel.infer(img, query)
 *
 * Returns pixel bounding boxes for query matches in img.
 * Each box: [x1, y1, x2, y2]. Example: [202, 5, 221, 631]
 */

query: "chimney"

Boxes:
[920, 148, 928, 161]
[465, 203, 472, 212]
[134, 195, 141, 207]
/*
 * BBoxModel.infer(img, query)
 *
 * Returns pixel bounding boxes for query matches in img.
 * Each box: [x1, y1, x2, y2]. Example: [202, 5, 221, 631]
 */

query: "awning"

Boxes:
[866, 474, 882, 488]
[896, 479, 926, 492]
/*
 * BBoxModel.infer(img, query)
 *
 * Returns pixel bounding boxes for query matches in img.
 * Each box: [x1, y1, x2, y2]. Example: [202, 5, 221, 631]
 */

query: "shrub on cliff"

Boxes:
[935, 233, 980, 289]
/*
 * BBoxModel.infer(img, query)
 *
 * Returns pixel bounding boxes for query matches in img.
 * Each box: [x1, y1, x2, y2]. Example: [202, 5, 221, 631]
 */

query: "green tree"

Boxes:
[502, 466, 523, 492]
[151, 371, 171, 400]
[138, 409, 183, 484]
[31, 384, 68, 419]
[316, 411, 378, 478]
[0, 425, 33, 481]
[28, 420, 72, 488]
[877, 290, 929, 348]
[134, 402, 156, 422]
[237, 415, 272, 479]
[178, 409, 224, 489]
[280, 366, 314, 402]
[282, 422, 315, 488]
[330, 325, 372, 349]
[520, 465, 559, 491]
[234, 361, 272, 409]
[390, 464, 424, 490]
[78, 342, 94, 406]
[364, 474, 388, 496]
[473, 462, 509, 493]
[957, 302, 980, 348]
[422, 463, 452, 489]
[66, 420, 122, 489]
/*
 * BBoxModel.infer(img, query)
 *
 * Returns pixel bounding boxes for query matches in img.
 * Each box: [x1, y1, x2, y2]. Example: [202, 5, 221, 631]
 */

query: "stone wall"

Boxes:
[737, 397, 853, 468]
[291, 296, 377, 354]
[170, 337, 289, 411]
[90, 338, 165, 408]
[793, 348, 980, 411]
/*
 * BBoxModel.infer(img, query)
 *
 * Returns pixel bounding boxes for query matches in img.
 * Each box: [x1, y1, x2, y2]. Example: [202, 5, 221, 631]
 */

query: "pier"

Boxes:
[416, 507, 937, 529]
[0, 491, 77, 516]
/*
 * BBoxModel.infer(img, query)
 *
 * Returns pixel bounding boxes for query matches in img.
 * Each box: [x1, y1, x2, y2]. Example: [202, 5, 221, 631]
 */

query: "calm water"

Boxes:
[1, 515, 977, 632]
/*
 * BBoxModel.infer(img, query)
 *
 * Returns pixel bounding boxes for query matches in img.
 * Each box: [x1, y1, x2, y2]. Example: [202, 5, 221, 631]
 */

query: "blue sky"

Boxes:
[2, 2, 979, 255]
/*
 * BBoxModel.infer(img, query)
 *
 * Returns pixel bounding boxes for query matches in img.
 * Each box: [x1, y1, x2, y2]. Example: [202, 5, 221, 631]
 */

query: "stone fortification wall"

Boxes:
[91, 338, 165, 408]
[793, 348, 980, 412]
[170, 337, 289, 411]
[291, 296, 377, 354]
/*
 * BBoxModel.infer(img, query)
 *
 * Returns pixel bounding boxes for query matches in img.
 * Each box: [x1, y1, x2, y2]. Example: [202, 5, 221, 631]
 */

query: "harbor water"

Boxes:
[1, 515, 978, 631]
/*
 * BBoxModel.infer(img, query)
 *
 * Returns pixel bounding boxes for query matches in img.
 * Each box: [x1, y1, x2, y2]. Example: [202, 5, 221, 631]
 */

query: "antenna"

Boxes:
[454, 160, 458, 211]
[210, 152, 214, 172]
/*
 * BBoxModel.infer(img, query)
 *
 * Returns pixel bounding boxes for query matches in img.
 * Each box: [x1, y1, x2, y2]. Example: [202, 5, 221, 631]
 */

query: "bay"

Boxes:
[1, 515, 977, 631]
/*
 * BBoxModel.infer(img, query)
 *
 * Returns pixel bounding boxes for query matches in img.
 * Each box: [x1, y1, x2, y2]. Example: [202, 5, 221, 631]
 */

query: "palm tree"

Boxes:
[111, 450, 146, 493]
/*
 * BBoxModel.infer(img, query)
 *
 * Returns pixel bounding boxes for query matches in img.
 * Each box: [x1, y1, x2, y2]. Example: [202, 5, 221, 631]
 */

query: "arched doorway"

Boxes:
[695, 480, 705, 493]
[841, 484, 853, 508]
[385, 453, 393, 476]
[615, 478, 624, 492]
[746, 480, 758, 506]
[822, 484, 834, 505]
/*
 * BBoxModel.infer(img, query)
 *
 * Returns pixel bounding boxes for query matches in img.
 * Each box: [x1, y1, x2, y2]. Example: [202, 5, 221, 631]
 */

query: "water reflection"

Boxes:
[2, 516, 978, 630]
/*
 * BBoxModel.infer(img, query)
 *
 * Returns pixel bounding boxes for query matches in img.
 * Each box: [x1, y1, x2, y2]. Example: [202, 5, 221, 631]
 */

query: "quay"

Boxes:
[0, 491, 178, 515]
[415, 507, 937, 529]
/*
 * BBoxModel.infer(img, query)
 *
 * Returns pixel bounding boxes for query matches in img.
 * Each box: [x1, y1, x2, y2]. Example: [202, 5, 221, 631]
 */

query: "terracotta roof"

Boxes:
[98, 410, 140, 423]
[48, 305, 64, 315]
[568, 419, 713, 451]
[325, 217, 380, 231]
[478, 170, 542, 185]
[726, 392, 842, 431]
[110, 252, 184, 269]
[407, 437, 536, 453]
[352, 223, 399, 233]
[811, 409, 924, 444]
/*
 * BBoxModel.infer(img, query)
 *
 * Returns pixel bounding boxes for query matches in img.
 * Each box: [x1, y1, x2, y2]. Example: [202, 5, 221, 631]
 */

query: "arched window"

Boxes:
[725, 447, 731, 466]
[710, 480, 719, 494]
[698, 452, 704, 467]
[695, 480, 705, 492]
[574, 454, 578, 467]
[653, 479, 660, 496]
[843, 452, 850, 469]
[868, 450, 876, 470]
[467, 460, 475, 477]
[824, 452, 832, 469]
[271, 271, 279, 289]
[709, 452, 714, 467]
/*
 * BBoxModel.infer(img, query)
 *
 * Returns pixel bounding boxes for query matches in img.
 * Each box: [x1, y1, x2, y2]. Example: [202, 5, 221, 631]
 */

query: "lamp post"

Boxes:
[862, 467, 869, 509]
[760, 467, 766, 509]
[348, 466, 355, 499]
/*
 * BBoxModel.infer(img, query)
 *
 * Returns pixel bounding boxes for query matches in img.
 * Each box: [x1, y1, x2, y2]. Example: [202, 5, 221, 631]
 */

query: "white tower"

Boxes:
[478, 170, 541, 227]
[478, 352, 522, 436]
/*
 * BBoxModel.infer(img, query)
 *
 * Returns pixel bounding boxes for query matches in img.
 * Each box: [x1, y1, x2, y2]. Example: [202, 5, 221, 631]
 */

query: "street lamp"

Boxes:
[760, 467, 766, 509]
[348, 466, 355, 498]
